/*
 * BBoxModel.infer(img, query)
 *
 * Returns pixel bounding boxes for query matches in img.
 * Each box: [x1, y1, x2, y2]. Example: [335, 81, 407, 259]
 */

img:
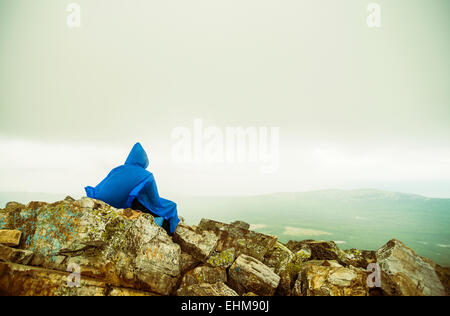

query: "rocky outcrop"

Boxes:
[376, 239, 446, 296]
[263, 242, 294, 274]
[0, 261, 159, 296]
[0, 198, 180, 295]
[198, 219, 277, 261]
[0, 197, 447, 296]
[293, 262, 369, 296]
[286, 240, 374, 268]
[172, 223, 218, 262]
[179, 265, 227, 288]
[228, 254, 280, 296]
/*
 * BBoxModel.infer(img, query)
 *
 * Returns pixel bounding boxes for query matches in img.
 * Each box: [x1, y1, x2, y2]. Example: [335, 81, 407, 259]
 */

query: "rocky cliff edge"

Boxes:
[0, 197, 448, 296]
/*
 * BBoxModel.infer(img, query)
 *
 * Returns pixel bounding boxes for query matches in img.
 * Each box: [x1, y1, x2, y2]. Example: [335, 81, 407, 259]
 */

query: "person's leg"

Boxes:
[131, 198, 158, 217]
[162, 219, 172, 237]
[131, 199, 172, 235]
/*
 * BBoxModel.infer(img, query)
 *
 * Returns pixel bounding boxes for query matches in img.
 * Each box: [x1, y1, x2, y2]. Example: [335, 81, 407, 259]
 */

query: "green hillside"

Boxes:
[180, 189, 450, 266]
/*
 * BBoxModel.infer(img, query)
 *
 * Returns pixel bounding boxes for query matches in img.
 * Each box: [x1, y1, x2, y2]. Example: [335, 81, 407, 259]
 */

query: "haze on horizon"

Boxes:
[1, 0, 449, 199]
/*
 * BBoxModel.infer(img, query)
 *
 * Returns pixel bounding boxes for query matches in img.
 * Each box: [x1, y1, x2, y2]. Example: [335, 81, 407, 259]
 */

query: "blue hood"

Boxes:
[125, 142, 149, 169]
[85, 142, 180, 234]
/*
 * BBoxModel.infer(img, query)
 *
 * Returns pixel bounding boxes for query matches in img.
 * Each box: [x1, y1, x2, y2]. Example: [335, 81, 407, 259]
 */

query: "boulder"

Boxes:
[0, 197, 181, 295]
[285, 240, 366, 268]
[0, 244, 34, 265]
[64, 196, 76, 202]
[177, 282, 238, 296]
[294, 263, 369, 296]
[173, 223, 218, 261]
[0, 229, 22, 247]
[0, 261, 158, 296]
[263, 242, 294, 274]
[344, 248, 376, 268]
[180, 265, 227, 288]
[228, 254, 280, 296]
[230, 220, 250, 230]
[207, 248, 236, 268]
[275, 249, 312, 296]
[198, 219, 277, 261]
[179, 252, 201, 275]
[434, 264, 450, 296]
[376, 239, 446, 296]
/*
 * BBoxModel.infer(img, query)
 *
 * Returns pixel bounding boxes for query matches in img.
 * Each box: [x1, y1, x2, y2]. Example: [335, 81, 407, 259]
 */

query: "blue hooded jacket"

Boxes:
[84, 143, 180, 233]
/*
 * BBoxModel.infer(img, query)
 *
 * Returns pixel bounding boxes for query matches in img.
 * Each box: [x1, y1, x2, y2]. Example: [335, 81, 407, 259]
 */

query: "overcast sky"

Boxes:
[1, 0, 449, 198]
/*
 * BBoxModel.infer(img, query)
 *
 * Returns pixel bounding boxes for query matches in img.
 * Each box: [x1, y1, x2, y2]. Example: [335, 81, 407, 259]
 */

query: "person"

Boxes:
[84, 142, 180, 235]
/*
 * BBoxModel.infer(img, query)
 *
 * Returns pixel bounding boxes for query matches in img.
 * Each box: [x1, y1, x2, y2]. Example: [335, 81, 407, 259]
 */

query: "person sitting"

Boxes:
[84, 142, 180, 235]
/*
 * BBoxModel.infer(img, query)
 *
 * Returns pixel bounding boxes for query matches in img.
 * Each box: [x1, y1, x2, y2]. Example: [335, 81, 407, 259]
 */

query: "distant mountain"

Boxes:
[270, 188, 431, 201]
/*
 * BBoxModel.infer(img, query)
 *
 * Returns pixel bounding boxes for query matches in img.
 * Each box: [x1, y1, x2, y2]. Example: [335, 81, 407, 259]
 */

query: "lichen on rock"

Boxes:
[0, 197, 447, 296]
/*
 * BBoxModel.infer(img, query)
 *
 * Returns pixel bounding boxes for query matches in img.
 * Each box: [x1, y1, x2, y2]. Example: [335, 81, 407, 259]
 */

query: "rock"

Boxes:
[0, 197, 181, 295]
[263, 242, 294, 274]
[376, 239, 446, 296]
[228, 254, 280, 296]
[285, 240, 363, 268]
[344, 248, 376, 268]
[64, 196, 75, 202]
[3, 201, 25, 212]
[275, 249, 312, 296]
[108, 287, 158, 296]
[0, 244, 34, 265]
[180, 252, 201, 275]
[294, 263, 369, 296]
[277, 271, 294, 296]
[434, 264, 450, 296]
[173, 223, 218, 261]
[304, 260, 344, 268]
[0, 229, 22, 247]
[198, 219, 277, 261]
[177, 282, 238, 296]
[0, 261, 105, 296]
[230, 220, 250, 230]
[1, 195, 448, 297]
[207, 248, 236, 268]
[0, 261, 158, 296]
[180, 265, 227, 288]
[296, 247, 312, 261]
[286, 240, 342, 261]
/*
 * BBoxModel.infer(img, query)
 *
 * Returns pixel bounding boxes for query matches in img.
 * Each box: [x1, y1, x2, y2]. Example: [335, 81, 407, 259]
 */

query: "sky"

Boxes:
[0, 0, 449, 198]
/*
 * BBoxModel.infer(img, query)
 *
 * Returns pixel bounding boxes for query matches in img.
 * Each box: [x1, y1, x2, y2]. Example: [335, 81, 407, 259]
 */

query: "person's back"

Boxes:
[84, 142, 180, 235]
